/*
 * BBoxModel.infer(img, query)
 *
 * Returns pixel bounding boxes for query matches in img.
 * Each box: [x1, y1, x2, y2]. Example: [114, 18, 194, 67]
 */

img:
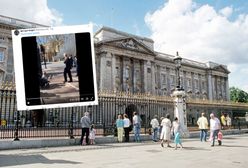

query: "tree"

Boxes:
[229, 87, 248, 103]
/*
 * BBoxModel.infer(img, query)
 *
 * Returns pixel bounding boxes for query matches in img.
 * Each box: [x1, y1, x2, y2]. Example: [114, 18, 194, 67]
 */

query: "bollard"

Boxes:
[14, 111, 20, 141]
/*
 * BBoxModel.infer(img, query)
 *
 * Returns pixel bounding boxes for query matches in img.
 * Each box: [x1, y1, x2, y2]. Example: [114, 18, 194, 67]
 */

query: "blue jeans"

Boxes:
[133, 124, 141, 142]
[200, 129, 207, 142]
[211, 129, 220, 146]
[152, 127, 158, 141]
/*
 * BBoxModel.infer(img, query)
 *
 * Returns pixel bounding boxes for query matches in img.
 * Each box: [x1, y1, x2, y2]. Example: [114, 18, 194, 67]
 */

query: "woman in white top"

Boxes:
[226, 114, 232, 129]
[160, 114, 172, 148]
[123, 114, 131, 142]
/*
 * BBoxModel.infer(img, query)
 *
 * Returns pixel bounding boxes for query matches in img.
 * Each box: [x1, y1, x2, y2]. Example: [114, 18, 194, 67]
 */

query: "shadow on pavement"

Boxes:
[181, 146, 211, 151]
[220, 145, 248, 148]
[0, 154, 81, 167]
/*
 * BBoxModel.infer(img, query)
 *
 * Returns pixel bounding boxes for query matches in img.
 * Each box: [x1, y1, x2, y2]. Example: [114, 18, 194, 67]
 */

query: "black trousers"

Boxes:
[64, 68, 72, 82]
[124, 127, 130, 142]
[80, 128, 89, 145]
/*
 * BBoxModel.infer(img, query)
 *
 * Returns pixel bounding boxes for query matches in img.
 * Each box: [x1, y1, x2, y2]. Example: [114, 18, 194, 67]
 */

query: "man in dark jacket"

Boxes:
[63, 53, 73, 83]
[80, 112, 91, 145]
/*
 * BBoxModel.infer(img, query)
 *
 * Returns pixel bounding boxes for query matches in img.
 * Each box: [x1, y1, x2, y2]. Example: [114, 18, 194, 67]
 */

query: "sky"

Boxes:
[0, 0, 248, 92]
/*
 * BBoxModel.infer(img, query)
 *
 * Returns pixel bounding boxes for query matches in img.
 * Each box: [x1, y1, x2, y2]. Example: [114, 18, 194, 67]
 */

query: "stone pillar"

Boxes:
[99, 52, 107, 90]
[151, 62, 156, 95]
[207, 71, 213, 100]
[225, 77, 230, 101]
[143, 60, 148, 93]
[172, 90, 188, 135]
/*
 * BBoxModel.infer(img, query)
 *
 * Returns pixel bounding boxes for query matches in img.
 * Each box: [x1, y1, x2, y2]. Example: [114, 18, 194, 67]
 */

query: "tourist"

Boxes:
[209, 113, 221, 147]
[123, 114, 131, 142]
[80, 112, 91, 145]
[197, 112, 208, 142]
[160, 113, 172, 148]
[150, 115, 159, 142]
[171, 117, 183, 150]
[159, 117, 164, 138]
[116, 114, 124, 142]
[220, 113, 227, 129]
[133, 112, 142, 142]
[89, 124, 96, 145]
[226, 114, 232, 129]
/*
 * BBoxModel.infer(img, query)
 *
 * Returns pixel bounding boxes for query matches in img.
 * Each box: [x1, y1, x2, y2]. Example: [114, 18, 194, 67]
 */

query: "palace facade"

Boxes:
[95, 27, 230, 101]
[0, 15, 230, 101]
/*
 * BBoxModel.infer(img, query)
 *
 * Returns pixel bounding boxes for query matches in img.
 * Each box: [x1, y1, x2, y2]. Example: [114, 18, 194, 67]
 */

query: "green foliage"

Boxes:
[229, 87, 248, 103]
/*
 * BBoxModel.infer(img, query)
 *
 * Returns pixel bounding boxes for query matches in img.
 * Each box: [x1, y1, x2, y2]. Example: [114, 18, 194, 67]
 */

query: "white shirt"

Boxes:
[133, 115, 141, 125]
[123, 118, 130, 128]
[150, 118, 159, 128]
[210, 117, 220, 130]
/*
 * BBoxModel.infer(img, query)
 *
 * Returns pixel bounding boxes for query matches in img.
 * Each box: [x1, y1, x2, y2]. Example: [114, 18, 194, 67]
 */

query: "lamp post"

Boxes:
[172, 52, 188, 136]
[173, 51, 183, 91]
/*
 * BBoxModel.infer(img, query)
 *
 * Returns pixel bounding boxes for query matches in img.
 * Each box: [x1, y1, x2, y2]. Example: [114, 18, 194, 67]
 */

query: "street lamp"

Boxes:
[173, 51, 183, 91]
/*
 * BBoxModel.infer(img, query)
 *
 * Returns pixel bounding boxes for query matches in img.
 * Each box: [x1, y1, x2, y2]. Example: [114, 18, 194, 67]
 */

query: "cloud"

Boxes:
[0, 0, 63, 26]
[145, 0, 248, 92]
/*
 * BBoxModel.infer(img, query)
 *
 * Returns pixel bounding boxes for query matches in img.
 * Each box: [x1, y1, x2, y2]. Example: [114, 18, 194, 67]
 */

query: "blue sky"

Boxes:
[0, 0, 248, 92]
[47, 0, 165, 36]
[46, 0, 248, 36]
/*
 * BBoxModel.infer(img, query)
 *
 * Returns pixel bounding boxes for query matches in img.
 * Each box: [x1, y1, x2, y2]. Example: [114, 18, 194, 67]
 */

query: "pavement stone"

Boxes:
[0, 134, 247, 168]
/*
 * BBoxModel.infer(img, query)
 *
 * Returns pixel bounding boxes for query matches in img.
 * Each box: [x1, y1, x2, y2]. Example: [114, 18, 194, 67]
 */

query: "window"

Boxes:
[195, 79, 199, 89]
[201, 81, 206, 91]
[187, 78, 192, 88]
[0, 50, 4, 62]
[170, 75, 175, 86]
[161, 74, 166, 84]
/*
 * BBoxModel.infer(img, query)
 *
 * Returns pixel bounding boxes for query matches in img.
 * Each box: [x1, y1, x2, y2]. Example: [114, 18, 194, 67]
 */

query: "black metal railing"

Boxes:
[0, 87, 248, 140]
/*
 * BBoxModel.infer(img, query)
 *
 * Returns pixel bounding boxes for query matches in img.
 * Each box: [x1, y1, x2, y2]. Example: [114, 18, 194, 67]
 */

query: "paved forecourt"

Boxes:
[0, 134, 247, 168]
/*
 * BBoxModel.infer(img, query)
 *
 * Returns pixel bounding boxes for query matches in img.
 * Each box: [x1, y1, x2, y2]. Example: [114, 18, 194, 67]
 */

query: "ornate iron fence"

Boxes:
[0, 82, 248, 140]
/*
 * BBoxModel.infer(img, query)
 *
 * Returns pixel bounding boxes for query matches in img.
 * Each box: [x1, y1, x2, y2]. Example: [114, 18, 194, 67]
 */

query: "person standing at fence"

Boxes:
[80, 112, 91, 145]
[150, 115, 159, 142]
[197, 112, 208, 142]
[133, 112, 142, 142]
[123, 114, 131, 142]
[226, 114, 232, 129]
[116, 114, 124, 142]
[220, 113, 227, 129]
[160, 113, 172, 148]
[209, 113, 221, 147]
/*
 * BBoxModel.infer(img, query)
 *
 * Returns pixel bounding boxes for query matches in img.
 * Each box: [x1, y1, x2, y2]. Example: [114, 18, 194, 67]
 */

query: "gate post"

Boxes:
[68, 107, 74, 139]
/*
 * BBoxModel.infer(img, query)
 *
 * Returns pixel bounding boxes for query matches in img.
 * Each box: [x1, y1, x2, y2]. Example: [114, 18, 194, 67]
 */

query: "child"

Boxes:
[89, 124, 96, 145]
[171, 117, 183, 150]
[218, 131, 223, 145]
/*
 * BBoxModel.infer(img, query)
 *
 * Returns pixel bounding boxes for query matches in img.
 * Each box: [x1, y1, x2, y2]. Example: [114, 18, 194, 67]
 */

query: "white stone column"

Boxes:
[207, 71, 213, 100]
[172, 90, 189, 135]
[225, 77, 230, 101]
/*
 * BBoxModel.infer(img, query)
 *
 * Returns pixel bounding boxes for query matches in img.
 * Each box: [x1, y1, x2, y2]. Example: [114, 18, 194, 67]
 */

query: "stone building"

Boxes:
[0, 15, 230, 101]
[0, 15, 45, 83]
[95, 27, 230, 101]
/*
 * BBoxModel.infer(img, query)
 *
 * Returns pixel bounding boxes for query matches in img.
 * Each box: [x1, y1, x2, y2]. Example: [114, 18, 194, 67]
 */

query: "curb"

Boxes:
[0, 129, 247, 150]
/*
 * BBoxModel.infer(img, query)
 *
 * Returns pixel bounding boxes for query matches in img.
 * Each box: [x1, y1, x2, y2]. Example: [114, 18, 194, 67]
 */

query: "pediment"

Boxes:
[100, 37, 155, 55]
[213, 65, 230, 74]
